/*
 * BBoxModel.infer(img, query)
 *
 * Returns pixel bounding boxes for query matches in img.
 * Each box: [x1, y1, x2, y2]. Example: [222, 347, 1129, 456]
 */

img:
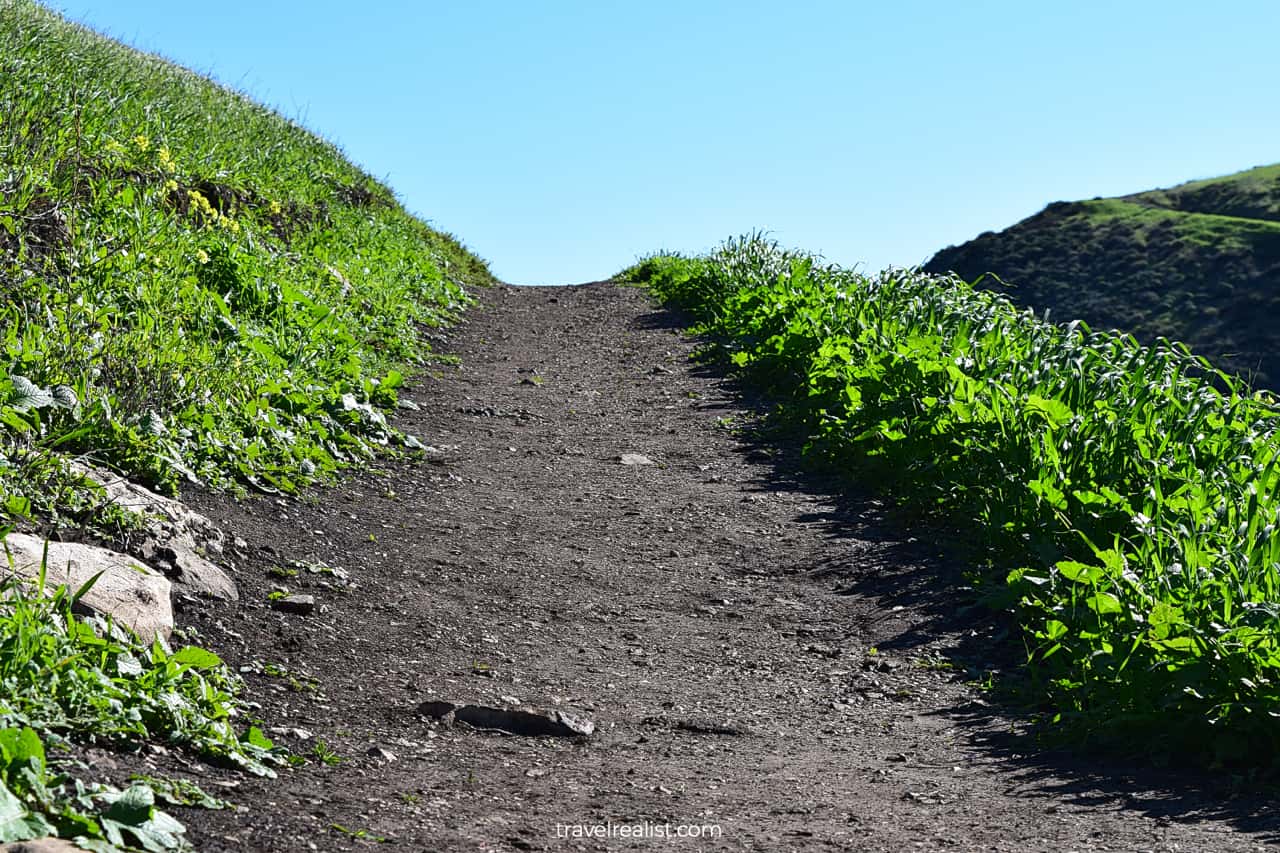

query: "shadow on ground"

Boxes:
[631, 305, 1280, 846]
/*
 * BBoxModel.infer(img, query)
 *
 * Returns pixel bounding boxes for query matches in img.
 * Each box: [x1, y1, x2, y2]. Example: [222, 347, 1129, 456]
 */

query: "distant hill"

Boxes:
[925, 165, 1280, 388]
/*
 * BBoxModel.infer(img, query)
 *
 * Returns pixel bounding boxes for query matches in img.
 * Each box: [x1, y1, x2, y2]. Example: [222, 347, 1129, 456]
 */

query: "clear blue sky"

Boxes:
[50, 1, 1280, 285]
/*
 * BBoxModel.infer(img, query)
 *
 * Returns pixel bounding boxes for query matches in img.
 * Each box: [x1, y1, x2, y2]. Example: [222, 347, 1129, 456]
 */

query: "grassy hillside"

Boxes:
[0, 0, 491, 521]
[0, 2, 490, 845]
[925, 165, 1280, 388]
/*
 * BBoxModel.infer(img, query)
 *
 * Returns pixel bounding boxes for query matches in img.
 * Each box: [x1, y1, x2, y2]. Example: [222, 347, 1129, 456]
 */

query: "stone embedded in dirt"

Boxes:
[1, 533, 173, 641]
[416, 701, 594, 737]
[617, 453, 654, 466]
[366, 746, 398, 763]
[270, 594, 316, 615]
[73, 463, 238, 601]
[417, 701, 459, 718]
[641, 715, 748, 736]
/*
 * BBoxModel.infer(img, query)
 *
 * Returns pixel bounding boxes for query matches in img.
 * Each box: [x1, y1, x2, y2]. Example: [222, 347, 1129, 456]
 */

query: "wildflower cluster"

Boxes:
[185, 189, 240, 233]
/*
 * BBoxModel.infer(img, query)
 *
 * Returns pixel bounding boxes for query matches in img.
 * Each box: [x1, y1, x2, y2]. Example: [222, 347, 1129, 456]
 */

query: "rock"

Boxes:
[805, 643, 841, 659]
[641, 715, 748, 736]
[270, 594, 315, 615]
[366, 746, 397, 763]
[862, 656, 900, 672]
[416, 701, 594, 738]
[675, 719, 748, 736]
[0, 840, 88, 853]
[73, 463, 238, 601]
[416, 701, 460, 719]
[617, 453, 654, 466]
[1, 533, 172, 640]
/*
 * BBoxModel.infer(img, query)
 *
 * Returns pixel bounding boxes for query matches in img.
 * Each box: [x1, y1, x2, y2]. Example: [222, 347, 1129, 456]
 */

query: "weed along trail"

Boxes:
[150, 282, 1274, 852]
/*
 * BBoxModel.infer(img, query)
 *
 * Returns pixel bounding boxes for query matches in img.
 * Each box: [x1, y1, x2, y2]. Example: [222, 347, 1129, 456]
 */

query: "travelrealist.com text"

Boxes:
[555, 821, 724, 841]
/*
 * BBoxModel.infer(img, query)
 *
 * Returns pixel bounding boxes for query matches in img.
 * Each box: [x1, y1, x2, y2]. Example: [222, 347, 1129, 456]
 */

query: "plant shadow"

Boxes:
[631, 304, 1280, 845]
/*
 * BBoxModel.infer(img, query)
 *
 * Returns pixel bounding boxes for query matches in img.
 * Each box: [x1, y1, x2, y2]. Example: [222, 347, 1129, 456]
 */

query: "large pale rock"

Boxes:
[2, 533, 173, 641]
[74, 464, 238, 601]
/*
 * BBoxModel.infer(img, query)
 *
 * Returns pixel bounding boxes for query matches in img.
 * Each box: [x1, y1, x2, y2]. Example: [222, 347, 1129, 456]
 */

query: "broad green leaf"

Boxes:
[242, 726, 274, 751]
[7, 376, 51, 413]
[1147, 601, 1184, 627]
[1024, 394, 1073, 427]
[1055, 560, 1100, 584]
[1085, 592, 1123, 615]
[50, 384, 78, 410]
[102, 783, 155, 826]
[1042, 619, 1069, 640]
[172, 646, 222, 670]
[0, 779, 50, 842]
[1153, 636, 1197, 653]
[116, 652, 144, 677]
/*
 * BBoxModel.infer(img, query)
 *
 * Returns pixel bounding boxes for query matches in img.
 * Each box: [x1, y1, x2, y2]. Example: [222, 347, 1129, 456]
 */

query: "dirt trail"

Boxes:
[162, 283, 1275, 851]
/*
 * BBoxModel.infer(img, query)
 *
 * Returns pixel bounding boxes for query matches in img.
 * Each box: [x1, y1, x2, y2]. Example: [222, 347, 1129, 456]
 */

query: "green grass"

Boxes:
[628, 234, 1280, 770]
[1131, 164, 1280, 223]
[0, 0, 491, 515]
[0, 1, 492, 846]
[1075, 198, 1280, 233]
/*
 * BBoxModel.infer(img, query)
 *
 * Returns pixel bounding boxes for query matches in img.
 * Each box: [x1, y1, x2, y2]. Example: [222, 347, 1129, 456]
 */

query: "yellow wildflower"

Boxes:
[133, 134, 150, 151]
[164, 179, 179, 193]
[187, 190, 215, 222]
[157, 145, 174, 172]
[269, 200, 282, 216]
[195, 249, 209, 264]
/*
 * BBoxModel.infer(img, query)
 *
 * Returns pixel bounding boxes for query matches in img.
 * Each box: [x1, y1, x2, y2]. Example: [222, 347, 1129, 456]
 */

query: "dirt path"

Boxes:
[162, 283, 1275, 851]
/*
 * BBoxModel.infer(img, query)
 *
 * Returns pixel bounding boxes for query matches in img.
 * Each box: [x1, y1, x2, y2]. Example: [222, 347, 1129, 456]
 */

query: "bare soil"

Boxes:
[99, 282, 1279, 851]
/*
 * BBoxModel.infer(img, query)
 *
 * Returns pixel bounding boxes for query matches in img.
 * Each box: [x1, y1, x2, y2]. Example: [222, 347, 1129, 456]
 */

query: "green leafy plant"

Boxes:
[0, 565, 279, 776]
[0, 725, 199, 850]
[311, 741, 342, 767]
[626, 233, 1280, 767]
[330, 822, 387, 843]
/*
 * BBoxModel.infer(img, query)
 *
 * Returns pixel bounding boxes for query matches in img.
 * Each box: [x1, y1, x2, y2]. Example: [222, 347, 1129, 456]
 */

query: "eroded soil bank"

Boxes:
[125, 283, 1276, 851]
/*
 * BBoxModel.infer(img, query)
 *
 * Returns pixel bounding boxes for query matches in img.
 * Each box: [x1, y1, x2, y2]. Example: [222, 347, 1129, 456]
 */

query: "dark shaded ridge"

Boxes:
[925, 165, 1280, 389]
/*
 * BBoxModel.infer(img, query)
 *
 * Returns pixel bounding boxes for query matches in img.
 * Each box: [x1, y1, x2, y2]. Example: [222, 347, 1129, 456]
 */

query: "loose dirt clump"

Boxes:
[86, 282, 1280, 851]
